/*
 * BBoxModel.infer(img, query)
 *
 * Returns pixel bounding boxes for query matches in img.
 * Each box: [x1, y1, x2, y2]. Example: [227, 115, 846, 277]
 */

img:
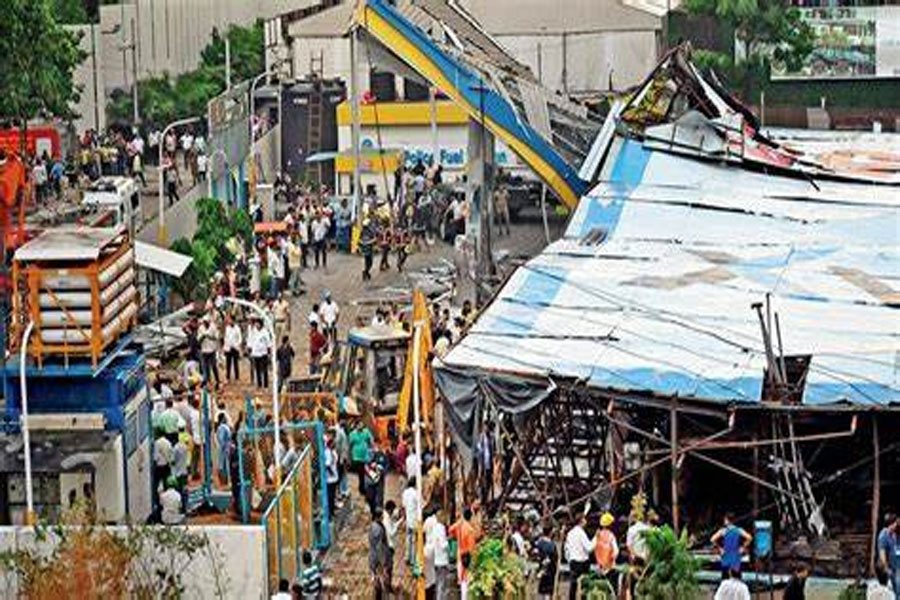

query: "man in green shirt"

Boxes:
[348, 422, 374, 495]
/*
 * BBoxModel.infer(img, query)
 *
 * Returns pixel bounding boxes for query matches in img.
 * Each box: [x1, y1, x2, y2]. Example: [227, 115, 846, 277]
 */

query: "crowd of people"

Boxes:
[17, 123, 212, 213]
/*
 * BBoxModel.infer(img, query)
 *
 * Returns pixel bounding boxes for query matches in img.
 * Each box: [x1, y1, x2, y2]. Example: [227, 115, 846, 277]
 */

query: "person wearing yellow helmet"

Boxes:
[595, 511, 620, 593]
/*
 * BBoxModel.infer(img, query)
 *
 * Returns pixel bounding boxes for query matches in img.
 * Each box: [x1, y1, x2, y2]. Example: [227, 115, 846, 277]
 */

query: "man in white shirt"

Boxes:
[132, 132, 145, 156]
[424, 507, 450, 599]
[267, 243, 284, 299]
[272, 292, 290, 338]
[383, 500, 401, 590]
[32, 160, 48, 202]
[287, 234, 304, 296]
[406, 449, 420, 481]
[160, 483, 184, 524]
[153, 435, 174, 487]
[714, 569, 751, 600]
[196, 152, 207, 181]
[312, 213, 330, 269]
[180, 132, 194, 170]
[402, 477, 420, 567]
[248, 319, 272, 389]
[510, 517, 529, 558]
[626, 515, 652, 564]
[198, 316, 220, 387]
[320, 291, 339, 340]
[564, 513, 594, 600]
[222, 316, 242, 382]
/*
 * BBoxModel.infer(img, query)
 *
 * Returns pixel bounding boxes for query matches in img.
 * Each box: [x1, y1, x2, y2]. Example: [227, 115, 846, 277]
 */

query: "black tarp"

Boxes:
[434, 364, 555, 467]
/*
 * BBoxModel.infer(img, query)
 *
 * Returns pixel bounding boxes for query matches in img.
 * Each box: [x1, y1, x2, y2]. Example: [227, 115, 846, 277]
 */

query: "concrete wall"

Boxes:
[494, 30, 660, 94]
[0, 525, 267, 599]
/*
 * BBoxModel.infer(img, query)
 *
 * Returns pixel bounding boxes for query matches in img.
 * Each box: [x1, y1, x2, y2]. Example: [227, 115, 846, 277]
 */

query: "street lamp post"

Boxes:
[218, 297, 282, 480]
[157, 116, 201, 245]
[19, 320, 35, 525]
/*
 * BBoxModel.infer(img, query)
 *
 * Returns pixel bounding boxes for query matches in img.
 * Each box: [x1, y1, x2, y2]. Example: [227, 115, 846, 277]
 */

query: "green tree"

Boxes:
[636, 525, 700, 600]
[683, 0, 814, 97]
[0, 0, 86, 150]
[108, 21, 264, 129]
[53, 0, 89, 25]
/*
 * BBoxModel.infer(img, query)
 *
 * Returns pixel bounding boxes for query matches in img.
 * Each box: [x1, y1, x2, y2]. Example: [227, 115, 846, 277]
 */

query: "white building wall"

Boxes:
[94, 435, 127, 523]
[494, 30, 659, 94]
[0, 525, 267, 600]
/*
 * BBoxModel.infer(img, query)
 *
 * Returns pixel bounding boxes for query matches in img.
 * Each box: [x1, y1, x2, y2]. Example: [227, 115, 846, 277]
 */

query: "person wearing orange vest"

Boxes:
[595, 512, 620, 594]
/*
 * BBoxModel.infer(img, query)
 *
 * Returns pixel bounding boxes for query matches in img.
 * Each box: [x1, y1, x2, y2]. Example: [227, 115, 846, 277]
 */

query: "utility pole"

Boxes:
[467, 81, 494, 306]
[561, 32, 568, 95]
[225, 36, 232, 90]
[131, 17, 140, 124]
[90, 23, 100, 131]
[429, 86, 439, 168]
[349, 28, 362, 220]
[537, 41, 543, 84]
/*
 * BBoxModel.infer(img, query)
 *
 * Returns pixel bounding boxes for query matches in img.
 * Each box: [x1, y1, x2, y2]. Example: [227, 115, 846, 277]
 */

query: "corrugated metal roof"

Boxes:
[442, 137, 900, 407]
[134, 241, 192, 278]
[14, 228, 125, 262]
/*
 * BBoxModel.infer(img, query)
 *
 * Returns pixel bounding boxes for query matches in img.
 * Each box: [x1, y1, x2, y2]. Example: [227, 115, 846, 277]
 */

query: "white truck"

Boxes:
[81, 176, 143, 234]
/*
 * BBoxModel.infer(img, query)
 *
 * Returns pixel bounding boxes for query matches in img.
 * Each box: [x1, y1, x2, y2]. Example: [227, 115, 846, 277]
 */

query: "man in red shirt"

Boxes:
[308, 321, 328, 375]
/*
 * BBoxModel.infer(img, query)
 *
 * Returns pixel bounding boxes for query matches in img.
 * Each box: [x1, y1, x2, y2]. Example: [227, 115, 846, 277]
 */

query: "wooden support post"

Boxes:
[869, 416, 880, 576]
[670, 404, 679, 534]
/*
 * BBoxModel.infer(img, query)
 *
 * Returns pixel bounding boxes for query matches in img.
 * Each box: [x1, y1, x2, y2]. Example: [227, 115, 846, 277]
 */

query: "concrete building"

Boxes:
[68, 0, 307, 132]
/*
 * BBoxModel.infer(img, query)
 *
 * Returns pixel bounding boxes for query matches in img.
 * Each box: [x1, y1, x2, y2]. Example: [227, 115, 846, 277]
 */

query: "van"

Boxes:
[82, 176, 143, 234]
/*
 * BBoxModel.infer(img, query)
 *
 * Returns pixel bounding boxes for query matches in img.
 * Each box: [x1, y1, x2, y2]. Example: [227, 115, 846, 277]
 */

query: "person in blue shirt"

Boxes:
[711, 513, 753, 578]
[877, 513, 899, 600]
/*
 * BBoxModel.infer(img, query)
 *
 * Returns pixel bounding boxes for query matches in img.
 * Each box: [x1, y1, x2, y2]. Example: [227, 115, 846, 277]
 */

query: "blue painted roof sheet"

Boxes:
[443, 137, 900, 407]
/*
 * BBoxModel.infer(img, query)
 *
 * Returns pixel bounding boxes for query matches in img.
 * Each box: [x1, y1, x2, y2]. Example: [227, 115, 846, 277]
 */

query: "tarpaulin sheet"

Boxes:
[434, 365, 554, 464]
[438, 136, 900, 417]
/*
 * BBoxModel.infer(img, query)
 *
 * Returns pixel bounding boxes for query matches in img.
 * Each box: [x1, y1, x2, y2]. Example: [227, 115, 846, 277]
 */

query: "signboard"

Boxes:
[773, 6, 900, 79]
[359, 137, 518, 169]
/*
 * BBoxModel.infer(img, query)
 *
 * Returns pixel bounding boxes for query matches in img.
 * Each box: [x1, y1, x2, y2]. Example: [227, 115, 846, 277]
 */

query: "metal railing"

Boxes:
[236, 420, 331, 592]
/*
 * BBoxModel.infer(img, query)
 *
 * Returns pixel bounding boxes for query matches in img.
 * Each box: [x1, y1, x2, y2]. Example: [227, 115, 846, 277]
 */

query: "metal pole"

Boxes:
[225, 36, 232, 90]
[429, 86, 439, 168]
[91, 24, 100, 131]
[539, 183, 550, 243]
[349, 29, 362, 220]
[411, 322, 426, 599]
[277, 77, 283, 174]
[157, 116, 200, 244]
[221, 296, 282, 483]
[20, 320, 35, 525]
[121, 2, 128, 87]
[131, 17, 140, 124]
[670, 404, 679, 534]
[869, 416, 880, 576]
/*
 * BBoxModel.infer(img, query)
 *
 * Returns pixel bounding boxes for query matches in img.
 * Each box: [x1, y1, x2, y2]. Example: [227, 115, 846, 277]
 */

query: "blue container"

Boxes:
[754, 520, 773, 558]
[2, 349, 147, 432]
